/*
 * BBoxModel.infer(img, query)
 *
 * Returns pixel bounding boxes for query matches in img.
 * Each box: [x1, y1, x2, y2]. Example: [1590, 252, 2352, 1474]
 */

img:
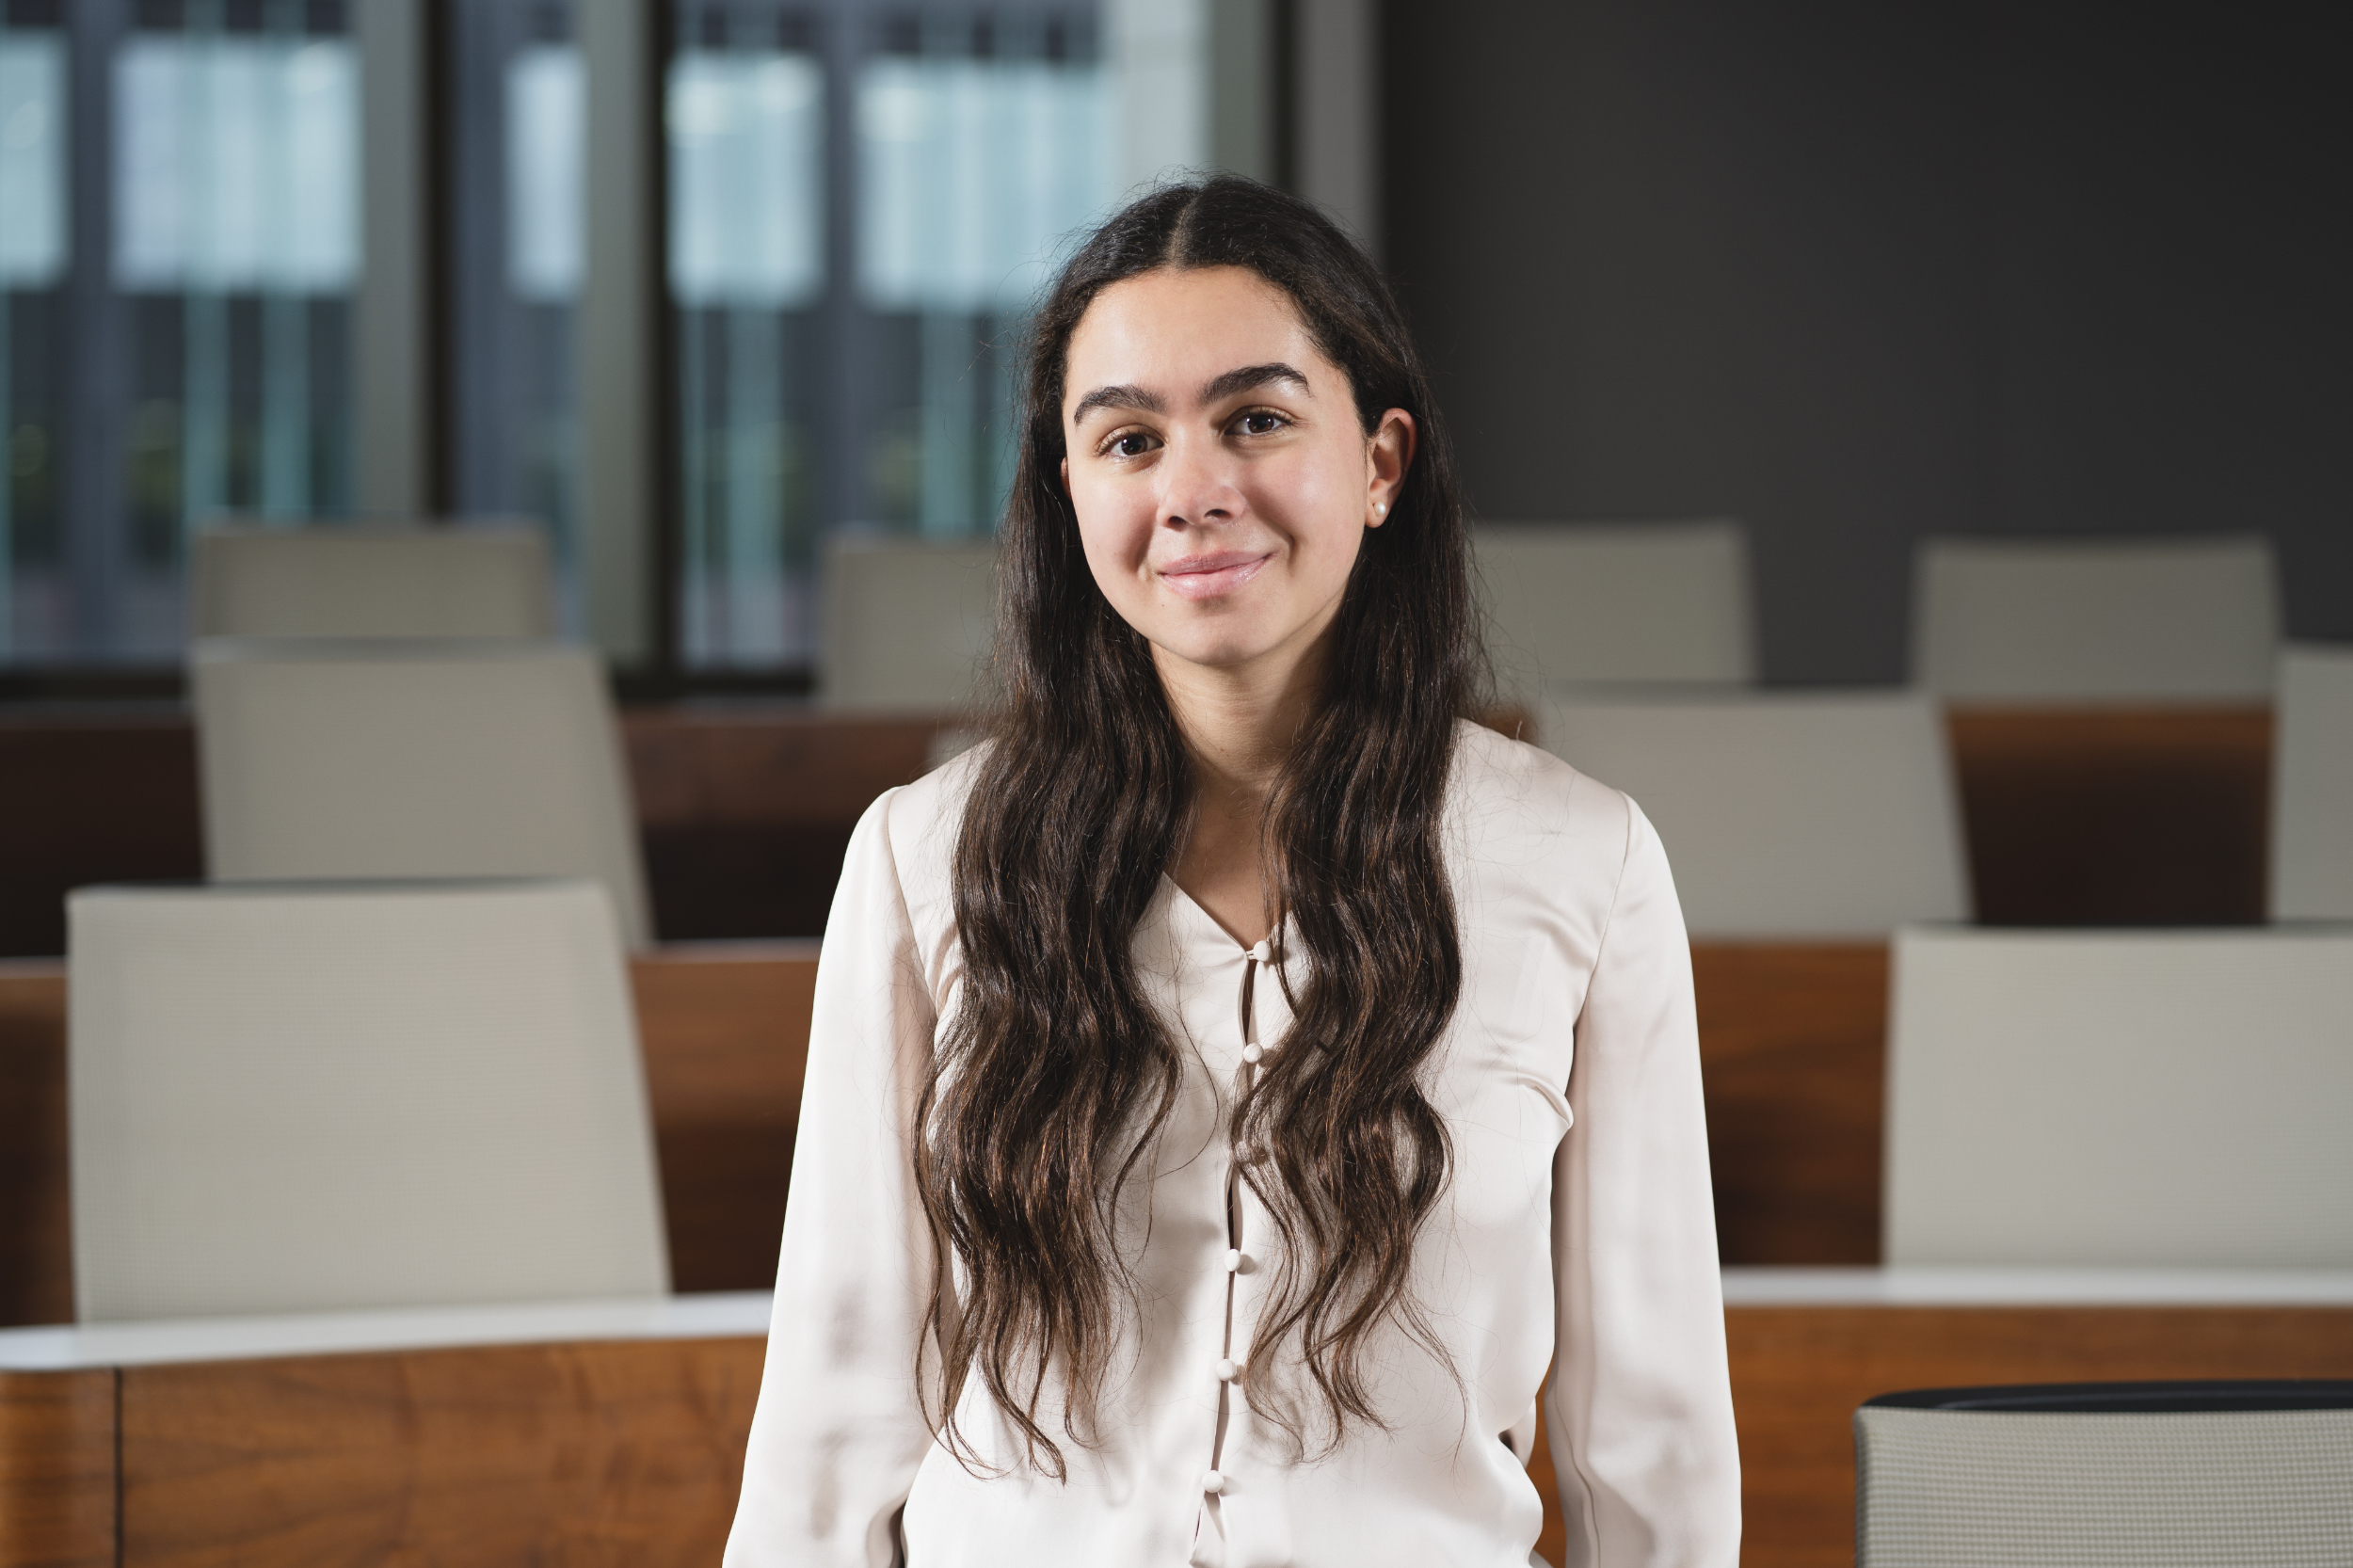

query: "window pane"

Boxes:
[1, 22, 66, 658]
[855, 29, 1109, 548]
[448, 0, 583, 629]
[4, 0, 356, 664]
[671, 4, 1113, 673]
[669, 3, 824, 668]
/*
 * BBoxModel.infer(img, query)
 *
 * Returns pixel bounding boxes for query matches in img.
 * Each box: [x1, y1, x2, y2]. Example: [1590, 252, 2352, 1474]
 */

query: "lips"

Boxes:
[1160, 551, 1273, 600]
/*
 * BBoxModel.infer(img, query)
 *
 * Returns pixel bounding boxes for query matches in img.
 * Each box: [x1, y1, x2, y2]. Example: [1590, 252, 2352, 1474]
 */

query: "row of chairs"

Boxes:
[821, 522, 2289, 708]
[1544, 653, 2353, 934]
[67, 873, 2353, 1325]
[191, 520, 2289, 707]
[185, 632, 2353, 952]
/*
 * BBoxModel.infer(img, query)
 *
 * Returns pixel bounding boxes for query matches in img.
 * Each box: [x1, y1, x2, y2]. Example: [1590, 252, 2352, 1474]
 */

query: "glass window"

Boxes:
[1, 11, 67, 657]
[670, 2, 1114, 672]
[447, 0, 584, 629]
[856, 21, 1108, 541]
[2, 0, 355, 664]
[670, 2, 824, 665]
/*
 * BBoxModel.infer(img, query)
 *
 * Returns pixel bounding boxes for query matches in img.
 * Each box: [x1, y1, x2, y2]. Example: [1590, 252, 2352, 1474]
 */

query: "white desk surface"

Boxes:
[9, 1271, 2353, 1373]
[0, 1290, 772, 1371]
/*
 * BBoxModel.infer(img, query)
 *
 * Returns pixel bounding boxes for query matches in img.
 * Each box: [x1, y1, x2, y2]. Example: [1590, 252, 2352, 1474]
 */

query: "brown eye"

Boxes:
[1239, 411, 1285, 436]
[1111, 432, 1155, 457]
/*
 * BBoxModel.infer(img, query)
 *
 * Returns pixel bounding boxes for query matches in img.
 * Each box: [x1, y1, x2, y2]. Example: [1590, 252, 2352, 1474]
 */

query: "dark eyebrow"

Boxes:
[1071, 383, 1165, 421]
[1201, 362, 1309, 404]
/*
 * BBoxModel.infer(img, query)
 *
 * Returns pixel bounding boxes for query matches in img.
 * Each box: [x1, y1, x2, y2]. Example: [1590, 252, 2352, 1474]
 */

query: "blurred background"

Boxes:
[0, 5, 2347, 1565]
[0, 0, 2341, 686]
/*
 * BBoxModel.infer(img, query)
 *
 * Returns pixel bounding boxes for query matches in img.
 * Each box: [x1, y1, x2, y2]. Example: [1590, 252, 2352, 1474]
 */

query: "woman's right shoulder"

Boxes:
[856, 736, 992, 939]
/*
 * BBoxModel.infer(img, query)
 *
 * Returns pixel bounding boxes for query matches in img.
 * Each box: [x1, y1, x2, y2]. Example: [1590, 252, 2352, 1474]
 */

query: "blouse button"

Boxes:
[1241, 1043, 1263, 1064]
[1216, 1357, 1241, 1382]
[1201, 1468, 1225, 1495]
[1224, 1248, 1245, 1272]
[1248, 940, 1272, 963]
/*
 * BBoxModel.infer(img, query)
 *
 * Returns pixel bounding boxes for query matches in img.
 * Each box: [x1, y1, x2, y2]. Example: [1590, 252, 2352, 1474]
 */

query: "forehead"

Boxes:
[1064, 266, 1321, 402]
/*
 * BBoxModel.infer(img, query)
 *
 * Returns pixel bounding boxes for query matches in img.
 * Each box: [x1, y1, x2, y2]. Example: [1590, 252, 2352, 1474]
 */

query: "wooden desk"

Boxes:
[0, 1293, 771, 1568]
[6, 936, 1889, 1327]
[0, 706, 950, 959]
[9, 1275, 2347, 1568]
[1, 700, 2278, 958]
[1721, 1268, 2353, 1568]
[1945, 705, 2272, 925]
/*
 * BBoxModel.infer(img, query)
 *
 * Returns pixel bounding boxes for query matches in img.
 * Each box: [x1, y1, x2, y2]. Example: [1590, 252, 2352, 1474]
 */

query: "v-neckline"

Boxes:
[1158, 873, 1273, 956]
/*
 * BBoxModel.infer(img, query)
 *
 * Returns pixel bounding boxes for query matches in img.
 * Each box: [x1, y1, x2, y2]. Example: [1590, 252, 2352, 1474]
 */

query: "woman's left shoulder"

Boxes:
[1446, 717, 1643, 906]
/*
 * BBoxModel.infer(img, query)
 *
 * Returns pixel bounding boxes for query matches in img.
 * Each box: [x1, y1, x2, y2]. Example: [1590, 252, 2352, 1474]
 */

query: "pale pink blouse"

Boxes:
[726, 721, 1740, 1567]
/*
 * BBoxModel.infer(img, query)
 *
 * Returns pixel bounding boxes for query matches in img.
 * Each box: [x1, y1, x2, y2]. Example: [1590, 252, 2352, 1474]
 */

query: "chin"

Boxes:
[1153, 626, 1281, 673]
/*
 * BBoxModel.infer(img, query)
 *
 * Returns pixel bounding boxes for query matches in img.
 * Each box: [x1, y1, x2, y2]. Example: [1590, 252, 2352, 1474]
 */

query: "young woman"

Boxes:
[726, 177, 1738, 1568]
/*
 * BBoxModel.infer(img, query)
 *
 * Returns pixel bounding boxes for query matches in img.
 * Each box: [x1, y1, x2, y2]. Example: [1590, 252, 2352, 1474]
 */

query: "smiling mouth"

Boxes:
[1160, 552, 1273, 600]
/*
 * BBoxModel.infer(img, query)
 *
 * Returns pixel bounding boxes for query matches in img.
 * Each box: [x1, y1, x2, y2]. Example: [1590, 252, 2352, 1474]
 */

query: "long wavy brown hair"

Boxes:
[913, 176, 1478, 1476]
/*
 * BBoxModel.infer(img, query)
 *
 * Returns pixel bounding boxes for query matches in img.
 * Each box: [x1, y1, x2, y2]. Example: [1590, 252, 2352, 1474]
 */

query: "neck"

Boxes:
[1154, 632, 1329, 808]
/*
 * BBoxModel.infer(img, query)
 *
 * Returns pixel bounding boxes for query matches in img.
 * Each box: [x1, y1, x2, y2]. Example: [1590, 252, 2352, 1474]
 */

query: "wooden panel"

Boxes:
[119, 1336, 764, 1567]
[626, 708, 942, 941]
[632, 946, 817, 1293]
[1947, 706, 2272, 926]
[0, 1368, 117, 1568]
[0, 965, 72, 1328]
[1692, 944, 1888, 1267]
[0, 714, 203, 960]
[1729, 1304, 2353, 1568]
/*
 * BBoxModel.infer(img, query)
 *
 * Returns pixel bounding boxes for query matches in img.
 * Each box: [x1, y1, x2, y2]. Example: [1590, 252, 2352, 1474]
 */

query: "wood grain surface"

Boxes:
[1691, 944, 1888, 1266]
[0, 1368, 116, 1568]
[635, 945, 818, 1292]
[118, 1336, 764, 1568]
[0, 702, 2274, 953]
[1726, 1304, 2353, 1568]
[0, 713, 203, 960]
[0, 966, 72, 1326]
[622, 709, 944, 941]
[1946, 705, 2272, 926]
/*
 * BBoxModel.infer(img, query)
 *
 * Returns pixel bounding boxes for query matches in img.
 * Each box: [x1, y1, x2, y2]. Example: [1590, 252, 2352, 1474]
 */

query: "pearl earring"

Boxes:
[1373, 503, 1387, 517]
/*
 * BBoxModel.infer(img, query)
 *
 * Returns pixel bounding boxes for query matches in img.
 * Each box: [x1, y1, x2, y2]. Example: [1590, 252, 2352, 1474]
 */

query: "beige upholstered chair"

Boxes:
[1536, 692, 1967, 937]
[189, 523, 555, 640]
[69, 880, 669, 1322]
[2272, 645, 2353, 920]
[1911, 535, 2280, 702]
[1884, 926, 2353, 1267]
[819, 536, 998, 711]
[1474, 520, 1754, 698]
[192, 640, 652, 948]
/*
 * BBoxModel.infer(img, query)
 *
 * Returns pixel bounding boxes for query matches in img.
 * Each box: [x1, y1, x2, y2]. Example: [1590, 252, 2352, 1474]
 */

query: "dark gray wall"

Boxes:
[1384, 1, 2352, 684]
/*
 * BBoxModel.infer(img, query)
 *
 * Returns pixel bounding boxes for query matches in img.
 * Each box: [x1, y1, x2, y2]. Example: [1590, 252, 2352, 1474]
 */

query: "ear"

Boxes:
[1060, 456, 1070, 496]
[1366, 408, 1417, 526]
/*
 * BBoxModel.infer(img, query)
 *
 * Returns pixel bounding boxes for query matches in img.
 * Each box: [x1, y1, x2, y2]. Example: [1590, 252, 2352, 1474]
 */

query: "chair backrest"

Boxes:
[1854, 1382, 2353, 1567]
[1911, 535, 2280, 702]
[1536, 692, 1967, 937]
[193, 640, 652, 947]
[69, 880, 669, 1321]
[190, 523, 555, 640]
[819, 536, 998, 711]
[1475, 520, 1754, 697]
[1885, 926, 2353, 1267]
[2273, 645, 2353, 920]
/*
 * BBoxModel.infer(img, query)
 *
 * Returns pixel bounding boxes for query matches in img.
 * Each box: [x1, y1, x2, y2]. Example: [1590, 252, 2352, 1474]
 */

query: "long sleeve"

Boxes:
[727, 788, 941, 1567]
[1545, 797, 1742, 1568]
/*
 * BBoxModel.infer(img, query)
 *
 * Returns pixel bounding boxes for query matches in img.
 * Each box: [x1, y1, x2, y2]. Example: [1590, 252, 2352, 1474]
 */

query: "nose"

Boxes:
[1154, 428, 1246, 533]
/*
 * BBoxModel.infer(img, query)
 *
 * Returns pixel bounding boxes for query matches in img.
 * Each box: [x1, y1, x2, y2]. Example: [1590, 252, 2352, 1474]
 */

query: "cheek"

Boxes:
[1069, 475, 1156, 592]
